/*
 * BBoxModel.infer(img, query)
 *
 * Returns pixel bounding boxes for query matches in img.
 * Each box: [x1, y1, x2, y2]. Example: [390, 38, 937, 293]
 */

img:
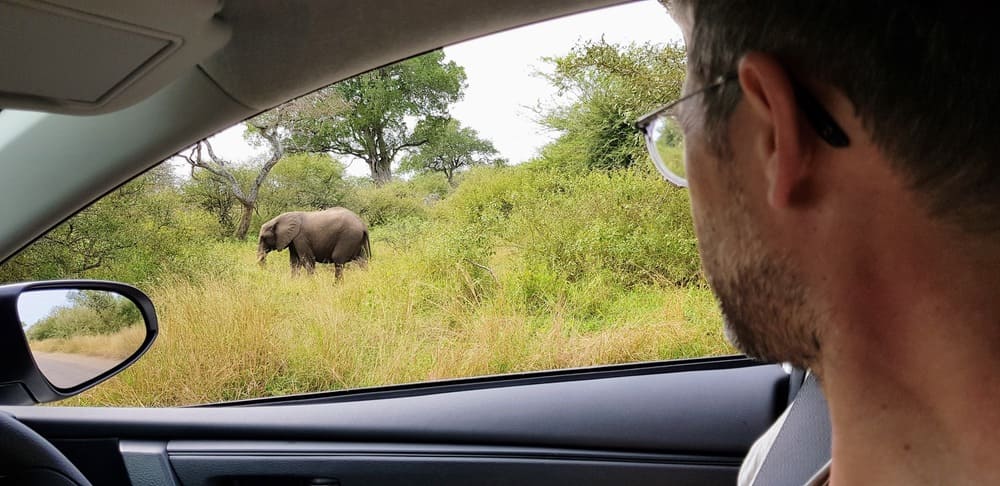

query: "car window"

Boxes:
[0, 1, 734, 406]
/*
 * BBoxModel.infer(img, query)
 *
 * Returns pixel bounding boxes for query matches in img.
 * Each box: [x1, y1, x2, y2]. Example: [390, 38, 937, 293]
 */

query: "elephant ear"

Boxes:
[274, 213, 302, 250]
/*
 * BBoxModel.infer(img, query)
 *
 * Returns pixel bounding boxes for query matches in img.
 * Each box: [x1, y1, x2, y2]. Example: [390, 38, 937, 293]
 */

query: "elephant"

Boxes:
[257, 207, 371, 279]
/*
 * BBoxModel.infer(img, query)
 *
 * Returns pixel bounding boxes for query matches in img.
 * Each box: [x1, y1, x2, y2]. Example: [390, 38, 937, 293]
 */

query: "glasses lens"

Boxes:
[646, 114, 687, 187]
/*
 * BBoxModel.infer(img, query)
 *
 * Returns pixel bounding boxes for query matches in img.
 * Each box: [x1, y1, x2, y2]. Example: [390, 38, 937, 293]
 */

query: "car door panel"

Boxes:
[162, 444, 739, 486]
[6, 358, 787, 485]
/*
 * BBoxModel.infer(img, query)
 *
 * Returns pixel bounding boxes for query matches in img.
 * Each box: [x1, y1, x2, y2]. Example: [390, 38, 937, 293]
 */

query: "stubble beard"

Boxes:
[697, 185, 824, 370]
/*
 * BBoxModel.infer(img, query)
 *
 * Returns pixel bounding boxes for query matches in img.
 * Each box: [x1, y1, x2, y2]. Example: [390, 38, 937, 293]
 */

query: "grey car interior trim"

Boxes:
[119, 441, 180, 486]
[0, 0, 231, 114]
[0, 0, 628, 115]
[169, 453, 738, 485]
[4, 364, 787, 455]
[166, 441, 740, 464]
[120, 440, 743, 485]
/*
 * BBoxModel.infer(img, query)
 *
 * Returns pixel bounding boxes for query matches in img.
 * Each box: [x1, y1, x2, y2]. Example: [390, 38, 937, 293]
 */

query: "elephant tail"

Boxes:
[361, 230, 372, 261]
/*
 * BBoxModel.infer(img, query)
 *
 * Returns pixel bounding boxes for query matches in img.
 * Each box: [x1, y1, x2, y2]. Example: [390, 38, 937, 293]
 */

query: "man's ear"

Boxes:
[737, 52, 813, 209]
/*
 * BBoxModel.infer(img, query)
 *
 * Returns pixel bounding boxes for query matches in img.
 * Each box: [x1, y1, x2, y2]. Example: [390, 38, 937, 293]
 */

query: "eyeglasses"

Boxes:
[635, 74, 850, 187]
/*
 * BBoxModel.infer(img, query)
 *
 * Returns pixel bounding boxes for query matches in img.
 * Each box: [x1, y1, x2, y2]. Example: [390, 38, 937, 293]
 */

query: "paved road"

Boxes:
[33, 352, 119, 389]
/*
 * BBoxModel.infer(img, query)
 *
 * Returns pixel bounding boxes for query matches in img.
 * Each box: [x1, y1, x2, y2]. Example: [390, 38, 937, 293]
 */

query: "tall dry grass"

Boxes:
[67, 240, 731, 407]
[29, 325, 146, 360]
[61, 166, 733, 406]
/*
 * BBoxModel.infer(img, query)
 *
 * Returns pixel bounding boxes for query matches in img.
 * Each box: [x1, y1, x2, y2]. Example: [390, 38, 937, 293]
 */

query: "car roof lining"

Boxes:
[0, 0, 630, 115]
[0, 0, 230, 115]
[202, 0, 631, 111]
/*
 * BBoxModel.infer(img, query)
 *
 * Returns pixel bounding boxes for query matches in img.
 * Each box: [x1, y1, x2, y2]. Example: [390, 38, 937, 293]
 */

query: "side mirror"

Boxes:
[0, 280, 157, 404]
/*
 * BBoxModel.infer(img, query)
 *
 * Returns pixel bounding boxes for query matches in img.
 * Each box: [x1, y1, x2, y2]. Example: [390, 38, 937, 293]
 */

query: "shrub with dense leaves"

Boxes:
[438, 164, 699, 286]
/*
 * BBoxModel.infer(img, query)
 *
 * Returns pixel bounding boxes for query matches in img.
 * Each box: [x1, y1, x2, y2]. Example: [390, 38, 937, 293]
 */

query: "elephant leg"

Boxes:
[293, 242, 317, 275]
[335, 263, 344, 281]
[289, 247, 301, 276]
[331, 236, 366, 273]
[300, 254, 316, 275]
[353, 256, 368, 270]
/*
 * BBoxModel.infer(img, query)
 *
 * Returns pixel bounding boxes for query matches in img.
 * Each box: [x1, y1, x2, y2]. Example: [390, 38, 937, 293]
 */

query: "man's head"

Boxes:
[665, 1, 1000, 369]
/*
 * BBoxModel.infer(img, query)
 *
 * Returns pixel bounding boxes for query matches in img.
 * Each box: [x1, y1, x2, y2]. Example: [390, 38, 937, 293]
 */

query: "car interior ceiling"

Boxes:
[2, 0, 631, 115]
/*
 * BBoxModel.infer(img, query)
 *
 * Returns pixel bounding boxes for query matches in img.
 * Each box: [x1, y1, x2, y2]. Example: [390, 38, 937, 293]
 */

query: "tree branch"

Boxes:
[179, 141, 252, 205]
[387, 138, 429, 161]
[202, 139, 226, 166]
[465, 259, 499, 284]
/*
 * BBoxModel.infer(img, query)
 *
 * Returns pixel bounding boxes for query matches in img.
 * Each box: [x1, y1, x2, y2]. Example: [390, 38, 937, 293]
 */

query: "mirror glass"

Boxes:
[18, 289, 145, 389]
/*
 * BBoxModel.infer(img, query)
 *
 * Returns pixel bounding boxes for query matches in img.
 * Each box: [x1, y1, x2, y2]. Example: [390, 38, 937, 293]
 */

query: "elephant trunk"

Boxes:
[257, 242, 269, 267]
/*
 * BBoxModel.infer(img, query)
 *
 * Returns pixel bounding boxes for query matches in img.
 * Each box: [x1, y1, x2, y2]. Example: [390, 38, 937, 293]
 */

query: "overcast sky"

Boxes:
[18, 289, 73, 327]
[201, 0, 684, 177]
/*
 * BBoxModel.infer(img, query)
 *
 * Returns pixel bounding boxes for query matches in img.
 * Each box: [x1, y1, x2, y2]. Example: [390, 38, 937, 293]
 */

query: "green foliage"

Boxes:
[538, 39, 686, 170]
[182, 169, 248, 237]
[182, 153, 350, 239]
[407, 172, 453, 199]
[338, 171, 454, 228]
[287, 50, 467, 184]
[439, 164, 700, 289]
[268, 153, 347, 210]
[400, 118, 499, 184]
[254, 153, 348, 226]
[0, 172, 211, 286]
[26, 290, 141, 340]
[344, 181, 431, 227]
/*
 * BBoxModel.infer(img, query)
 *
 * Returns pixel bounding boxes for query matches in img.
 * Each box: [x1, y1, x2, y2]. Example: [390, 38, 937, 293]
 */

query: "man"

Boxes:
[641, 2, 1000, 484]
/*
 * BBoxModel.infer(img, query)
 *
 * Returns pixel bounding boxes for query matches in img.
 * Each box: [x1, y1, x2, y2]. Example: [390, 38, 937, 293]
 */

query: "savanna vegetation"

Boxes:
[25, 290, 146, 361]
[25, 290, 141, 341]
[0, 40, 733, 407]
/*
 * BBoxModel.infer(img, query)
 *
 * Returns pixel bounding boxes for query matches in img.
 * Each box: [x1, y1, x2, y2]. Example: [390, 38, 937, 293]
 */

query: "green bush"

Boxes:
[372, 162, 704, 323]
[0, 173, 215, 287]
[438, 163, 699, 288]
[406, 172, 453, 199]
[538, 39, 686, 170]
[253, 154, 349, 229]
[372, 216, 432, 250]
[26, 290, 141, 340]
[344, 181, 430, 227]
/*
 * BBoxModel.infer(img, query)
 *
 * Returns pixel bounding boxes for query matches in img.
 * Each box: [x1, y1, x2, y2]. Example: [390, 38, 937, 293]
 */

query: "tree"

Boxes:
[400, 118, 499, 185]
[179, 104, 297, 239]
[181, 169, 246, 237]
[538, 39, 686, 170]
[67, 290, 142, 333]
[141, 163, 181, 192]
[257, 153, 348, 218]
[0, 184, 147, 280]
[288, 50, 466, 186]
[0, 172, 201, 285]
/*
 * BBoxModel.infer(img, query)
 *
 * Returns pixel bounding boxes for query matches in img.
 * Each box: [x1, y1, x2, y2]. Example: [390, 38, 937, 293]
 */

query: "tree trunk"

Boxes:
[372, 159, 392, 186]
[235, 201, 255, 240]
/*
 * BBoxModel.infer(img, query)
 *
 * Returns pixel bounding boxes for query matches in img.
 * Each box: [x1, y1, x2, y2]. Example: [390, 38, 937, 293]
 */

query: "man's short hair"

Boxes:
[671, 1, 1000, 234]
